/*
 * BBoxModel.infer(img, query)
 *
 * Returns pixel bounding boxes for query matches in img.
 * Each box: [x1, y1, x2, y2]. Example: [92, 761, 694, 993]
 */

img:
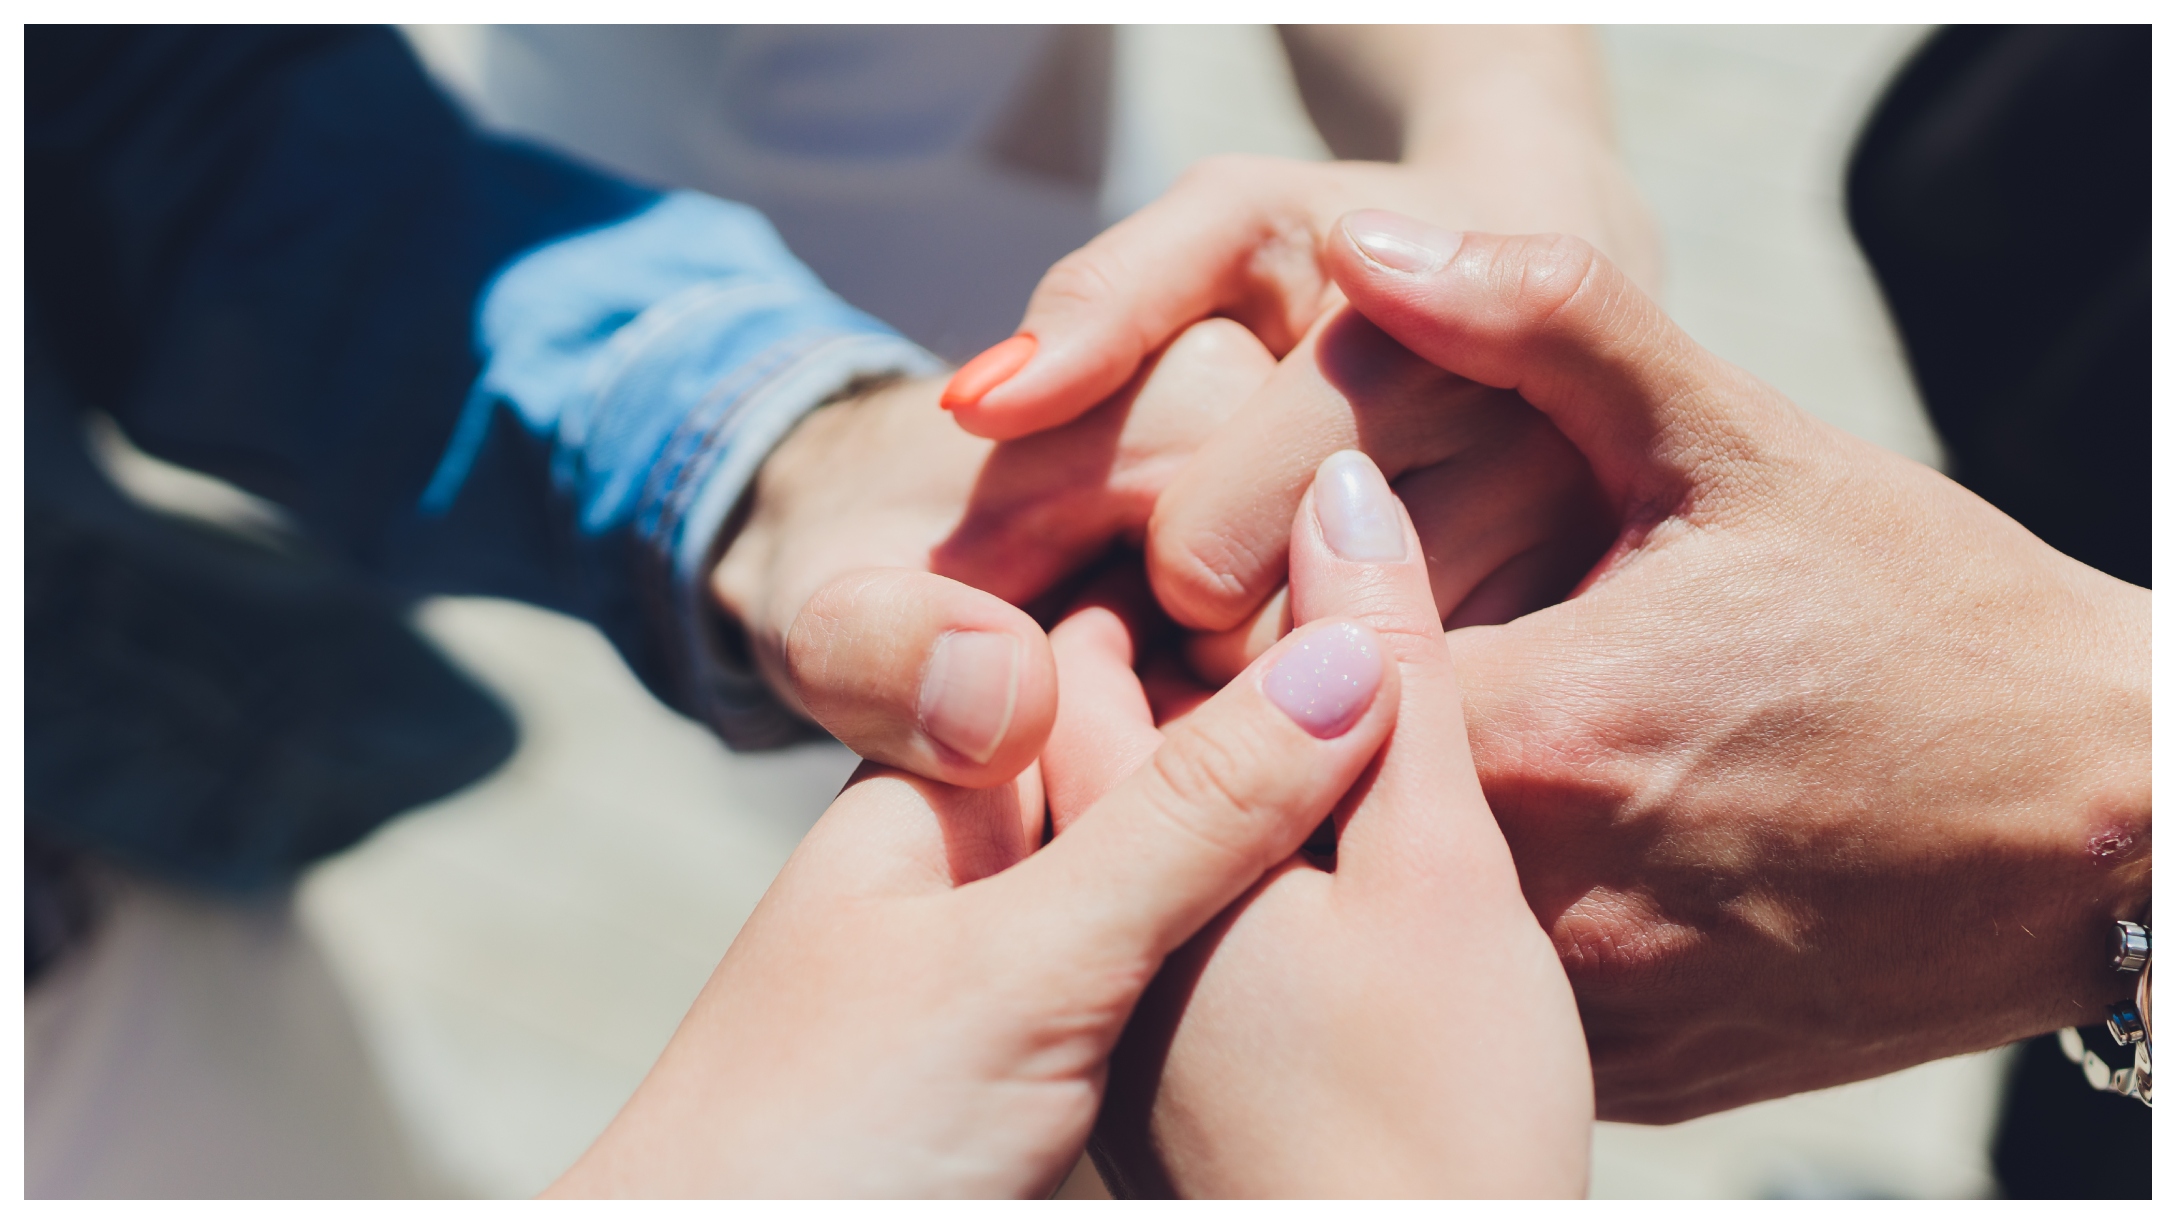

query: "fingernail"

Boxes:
[1314, 450, 1407, 562]
[1343, 209, 1460, 275]
[918, 630, 1021, 764]
[941, 334, 1038, 411]
[1263, 621, 1382, 739]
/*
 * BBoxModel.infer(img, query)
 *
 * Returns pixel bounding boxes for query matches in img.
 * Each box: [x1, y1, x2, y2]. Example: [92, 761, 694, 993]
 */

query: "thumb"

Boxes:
[1325, 210, 1788, 517]
[987, 616, 1396, 966]
[787, 568, 1057, 789]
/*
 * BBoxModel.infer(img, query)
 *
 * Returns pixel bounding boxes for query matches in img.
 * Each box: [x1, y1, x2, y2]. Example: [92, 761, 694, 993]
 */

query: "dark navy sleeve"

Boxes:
[26, 26, 938, 744]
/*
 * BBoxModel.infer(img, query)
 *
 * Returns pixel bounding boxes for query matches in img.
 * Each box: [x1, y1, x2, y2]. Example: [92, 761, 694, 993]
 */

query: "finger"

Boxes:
[1395, 416, 1613, 624]
[943, 158, 1331, 441]
[786, 567, 1056, 789]
[934, 318, 1275, 599]
[1183, 586, 1289, 688]
[1327, 210, 1791, 515]
[1139, 649, 1214, 728]
[1179, 410, 1608, 688]
[1143, 303, 1538, 632]
[989, 615, 1399, 965]
[775, 761, 1046, 907]
[1044, 598, 1163, 836]
[1283, 451, 1495, 887]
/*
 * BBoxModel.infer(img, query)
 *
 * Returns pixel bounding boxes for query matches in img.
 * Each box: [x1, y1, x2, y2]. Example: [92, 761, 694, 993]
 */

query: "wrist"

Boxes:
[2003, 574, 2151, 1035]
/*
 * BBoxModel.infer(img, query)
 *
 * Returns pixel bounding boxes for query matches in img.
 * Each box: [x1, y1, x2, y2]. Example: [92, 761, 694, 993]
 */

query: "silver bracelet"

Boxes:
[2058, 918, 2152, 1106]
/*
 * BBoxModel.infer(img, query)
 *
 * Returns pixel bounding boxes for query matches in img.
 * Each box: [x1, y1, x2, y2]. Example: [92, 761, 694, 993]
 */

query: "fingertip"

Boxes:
[917, 627, 1043, 774]
[939, 334, 1038, 413]
[1258, 618, 1389, 741]
[1336, 209, 1466, 279]
[789, 569, 1055, 790]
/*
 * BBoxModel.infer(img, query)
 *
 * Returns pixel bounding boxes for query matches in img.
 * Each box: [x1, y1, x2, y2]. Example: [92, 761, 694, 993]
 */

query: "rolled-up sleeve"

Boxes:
[27, 25, 938, 749]
[422, 192, 941, 745]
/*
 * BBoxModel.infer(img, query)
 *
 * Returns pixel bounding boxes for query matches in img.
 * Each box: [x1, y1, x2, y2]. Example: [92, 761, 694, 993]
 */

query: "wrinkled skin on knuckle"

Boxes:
[1499, 232, 1611, 343]
[1141, 712, 1298, 871]
[1147, 519, 1274, 631]
[784, 570, 915, 723]
[1033, 244, 1133, 325]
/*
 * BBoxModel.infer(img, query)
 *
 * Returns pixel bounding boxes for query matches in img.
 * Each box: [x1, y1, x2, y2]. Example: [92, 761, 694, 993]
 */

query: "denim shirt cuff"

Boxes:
[644, 331, 944, 749]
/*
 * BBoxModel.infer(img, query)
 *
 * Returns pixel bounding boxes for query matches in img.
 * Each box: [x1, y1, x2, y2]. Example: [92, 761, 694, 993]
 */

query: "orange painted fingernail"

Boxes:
[940, 334, 1038, 411]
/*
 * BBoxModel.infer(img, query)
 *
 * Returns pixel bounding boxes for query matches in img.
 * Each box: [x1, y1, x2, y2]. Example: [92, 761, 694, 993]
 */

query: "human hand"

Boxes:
[939, 43, 1657, 446]
[1278, 211, 2149, 1121]
[548, 568, 1404, 1197]
[711, 318, 1273, 787]
[1042, 451, 1590, 1197]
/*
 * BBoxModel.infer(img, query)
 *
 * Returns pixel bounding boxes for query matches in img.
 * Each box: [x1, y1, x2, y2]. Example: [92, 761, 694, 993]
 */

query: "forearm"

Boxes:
[1281, 25, 1615, 168]
[1279, 25, 1660, 288]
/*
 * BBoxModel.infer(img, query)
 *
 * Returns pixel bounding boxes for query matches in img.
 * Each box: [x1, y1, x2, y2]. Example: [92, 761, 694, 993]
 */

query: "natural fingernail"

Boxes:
[1343, 209, 1461, 275]
[941, 334, 1038, 410]
[1314, 450, 1407, 562]
[918, 630, 1022, 764]
[1262, 621, 1382, 739]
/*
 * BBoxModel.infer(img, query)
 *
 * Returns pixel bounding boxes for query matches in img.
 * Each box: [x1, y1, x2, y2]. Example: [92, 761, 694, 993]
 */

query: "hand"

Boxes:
[1042, 451, 1590, 1197]
[1209, 210, 2151, 1122]
[548, 574, 1404, 1197]
[939, 25, 1658, 443]
[711, 318, 1273, 787]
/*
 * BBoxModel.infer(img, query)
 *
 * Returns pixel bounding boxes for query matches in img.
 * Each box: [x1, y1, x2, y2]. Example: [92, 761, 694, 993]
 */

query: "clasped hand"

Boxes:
[555, 205, 2147, 1196]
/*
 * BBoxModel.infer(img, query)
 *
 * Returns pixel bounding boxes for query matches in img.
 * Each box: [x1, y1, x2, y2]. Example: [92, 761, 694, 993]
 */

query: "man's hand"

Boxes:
[1043, 451, 1589, 1197]
[711, 319, 1273, 787]
[939, 26, 1659, 443]
[1205, 211, 2150, 1122]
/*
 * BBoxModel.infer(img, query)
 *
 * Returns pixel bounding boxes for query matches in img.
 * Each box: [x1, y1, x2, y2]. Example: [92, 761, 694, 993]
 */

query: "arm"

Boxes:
[1162, 210, 2152, 1121]
[939, 23, 1659, 441]
[25, 26, 936, 744]
[29, 26, 1275, 780]
[1280, 25, 1658, 288]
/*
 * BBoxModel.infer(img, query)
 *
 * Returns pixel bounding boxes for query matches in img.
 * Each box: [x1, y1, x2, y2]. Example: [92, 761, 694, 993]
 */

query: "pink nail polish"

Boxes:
[941, 334, 1037, 411]
[1262, 620, 1382, 739]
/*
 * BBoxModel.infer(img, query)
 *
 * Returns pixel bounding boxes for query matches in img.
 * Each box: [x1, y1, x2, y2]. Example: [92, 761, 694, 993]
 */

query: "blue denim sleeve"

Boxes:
[27, 26, 938, 748]
[420, 192, 941, 745]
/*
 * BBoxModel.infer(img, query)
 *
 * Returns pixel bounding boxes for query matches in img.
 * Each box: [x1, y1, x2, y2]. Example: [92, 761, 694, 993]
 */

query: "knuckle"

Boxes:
[1141, 714, 1288, 864]
[1502, 232, 1609, 335]
[784, 570, 914, 690]
[1148, 523, 1263, 629]
[1031, 245, 1127, 315]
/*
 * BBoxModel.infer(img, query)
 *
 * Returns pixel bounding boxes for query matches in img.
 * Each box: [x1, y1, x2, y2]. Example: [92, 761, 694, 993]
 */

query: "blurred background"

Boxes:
[23, 25, 2144, 1198]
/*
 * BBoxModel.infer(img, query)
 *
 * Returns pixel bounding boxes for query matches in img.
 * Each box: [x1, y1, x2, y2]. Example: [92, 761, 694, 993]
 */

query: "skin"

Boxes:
[718, 27, 1653, 794]
[1042, 455, 1590, 1197]
[551, 456, 1583, 1197]
[1148, 214, 2152, 1123]
[947, 26, 1658, 441]
[712, 318, 1272, 788]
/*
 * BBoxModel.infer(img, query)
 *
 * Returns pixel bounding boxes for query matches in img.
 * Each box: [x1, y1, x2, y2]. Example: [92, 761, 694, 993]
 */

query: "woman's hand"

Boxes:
[1043, 450, 1592, 1197]
[550, 555, 1402, 1197]
[938, 27, 1657, 444]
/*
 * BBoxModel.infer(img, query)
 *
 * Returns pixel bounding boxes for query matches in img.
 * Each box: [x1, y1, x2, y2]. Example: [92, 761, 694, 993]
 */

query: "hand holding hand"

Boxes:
[1298, 212, 2152, 1120]
[711, 318, 1273, 786]
[1043, 451, 1590, 1197]
[554, 532, 1401, 1196]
